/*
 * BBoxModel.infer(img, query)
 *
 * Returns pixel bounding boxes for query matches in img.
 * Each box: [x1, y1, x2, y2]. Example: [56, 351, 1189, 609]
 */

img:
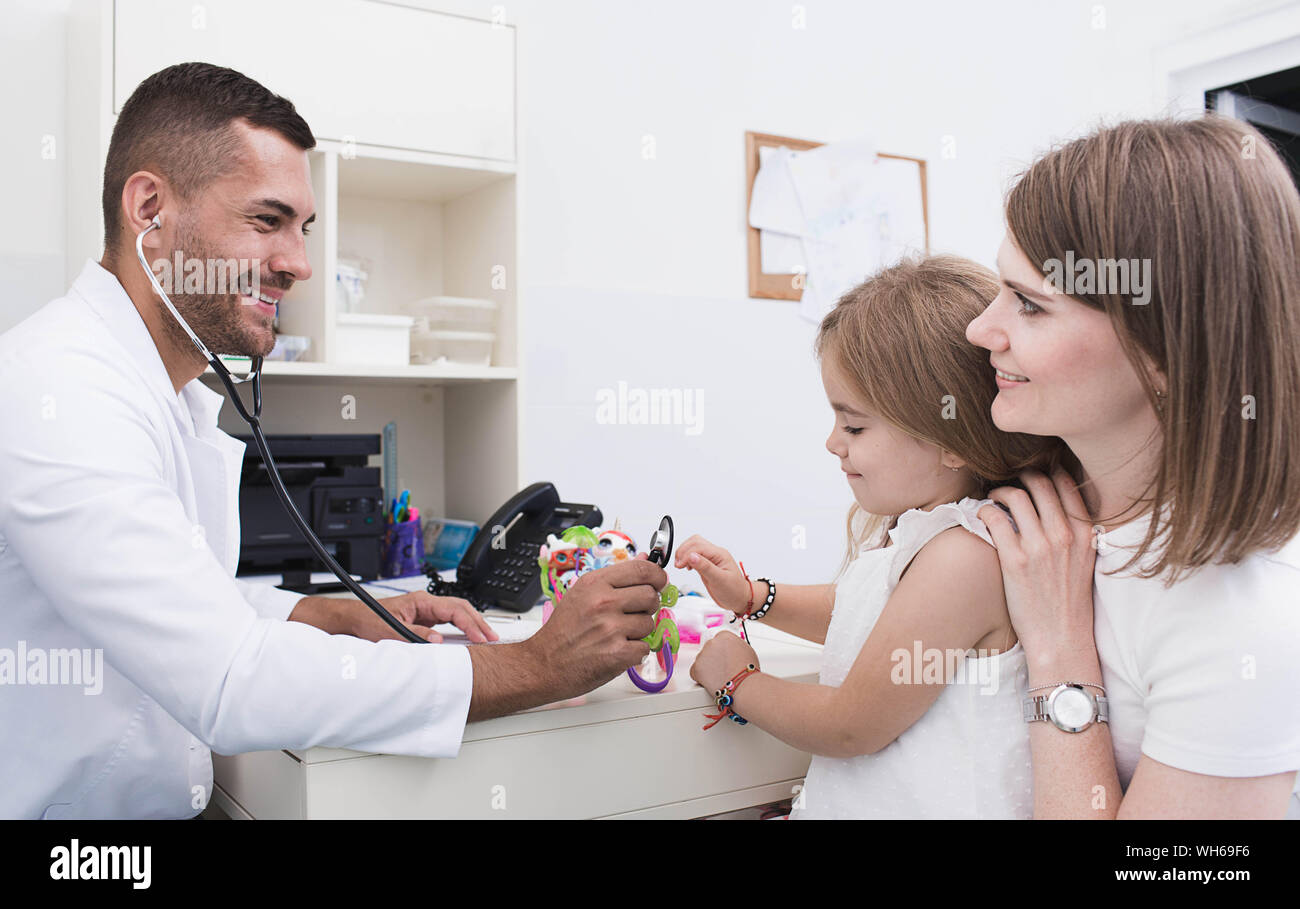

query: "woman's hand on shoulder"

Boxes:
[978, 468, 1098, 661]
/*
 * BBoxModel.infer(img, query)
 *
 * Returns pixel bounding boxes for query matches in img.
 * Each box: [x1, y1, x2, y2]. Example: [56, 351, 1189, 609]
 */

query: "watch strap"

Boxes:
[1022, 685, 1109, 729]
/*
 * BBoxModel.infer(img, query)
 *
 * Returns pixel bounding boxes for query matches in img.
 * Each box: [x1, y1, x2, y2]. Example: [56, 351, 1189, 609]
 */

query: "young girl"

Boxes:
[680, 255, 1069, 819]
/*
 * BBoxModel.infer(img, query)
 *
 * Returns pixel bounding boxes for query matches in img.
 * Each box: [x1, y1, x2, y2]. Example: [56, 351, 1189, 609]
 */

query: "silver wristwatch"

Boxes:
[1022, 683, 1109, 733]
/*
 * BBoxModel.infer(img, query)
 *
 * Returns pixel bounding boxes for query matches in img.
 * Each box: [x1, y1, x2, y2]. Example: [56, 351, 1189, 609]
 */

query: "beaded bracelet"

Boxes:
[703, 663, 760, 730]
[751, 578, 776, 620]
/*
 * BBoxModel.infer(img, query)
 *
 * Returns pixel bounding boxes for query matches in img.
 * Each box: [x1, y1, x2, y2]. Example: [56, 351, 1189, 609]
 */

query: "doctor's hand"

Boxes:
[351, 591, 499, 644]
[525, 558, 666, 700]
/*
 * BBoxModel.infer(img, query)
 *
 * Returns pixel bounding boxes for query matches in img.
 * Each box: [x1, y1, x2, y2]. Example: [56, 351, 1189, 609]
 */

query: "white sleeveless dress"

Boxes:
[789, 497, 1034, 819]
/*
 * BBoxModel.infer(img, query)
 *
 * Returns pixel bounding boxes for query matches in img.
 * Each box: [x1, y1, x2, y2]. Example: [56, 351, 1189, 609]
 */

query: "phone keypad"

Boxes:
[482, 538, 545, 597]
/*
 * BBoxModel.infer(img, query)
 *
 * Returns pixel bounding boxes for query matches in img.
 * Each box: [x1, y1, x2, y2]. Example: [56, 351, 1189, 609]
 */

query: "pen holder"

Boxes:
[381, 517, 424, 579]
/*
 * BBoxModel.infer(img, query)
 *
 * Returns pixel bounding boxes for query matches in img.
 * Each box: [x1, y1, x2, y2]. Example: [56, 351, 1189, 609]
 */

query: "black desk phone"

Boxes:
[426, 482, 602, 612]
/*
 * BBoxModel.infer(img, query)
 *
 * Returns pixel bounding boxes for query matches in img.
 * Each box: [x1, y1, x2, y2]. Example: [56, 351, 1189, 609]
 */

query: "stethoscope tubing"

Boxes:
[135, 217, 424, 643]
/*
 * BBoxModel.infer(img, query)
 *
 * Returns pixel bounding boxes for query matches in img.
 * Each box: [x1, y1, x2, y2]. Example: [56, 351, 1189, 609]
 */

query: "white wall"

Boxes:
[506, 0, 1262, 586]
[0, 0, 1281, 588]
[0, 0, 71, 322]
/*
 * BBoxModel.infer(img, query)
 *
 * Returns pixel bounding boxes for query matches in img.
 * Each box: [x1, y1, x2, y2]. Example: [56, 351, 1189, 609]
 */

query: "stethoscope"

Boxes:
[135, 215, 425, 643]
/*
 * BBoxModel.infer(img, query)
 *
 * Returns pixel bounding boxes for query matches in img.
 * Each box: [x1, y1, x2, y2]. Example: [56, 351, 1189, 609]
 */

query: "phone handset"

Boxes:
[458, 482, 559, 587]
[427, 482, 602, 612]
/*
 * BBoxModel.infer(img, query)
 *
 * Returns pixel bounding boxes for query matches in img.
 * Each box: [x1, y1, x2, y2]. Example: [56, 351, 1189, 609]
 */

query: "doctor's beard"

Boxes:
[158, 218, 280, 361]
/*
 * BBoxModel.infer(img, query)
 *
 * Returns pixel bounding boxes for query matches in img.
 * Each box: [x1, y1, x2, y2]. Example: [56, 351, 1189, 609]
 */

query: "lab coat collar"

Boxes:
[179, 378, 229, 440]
[71, 258, 225, 435]
[72, 258, 183, 404]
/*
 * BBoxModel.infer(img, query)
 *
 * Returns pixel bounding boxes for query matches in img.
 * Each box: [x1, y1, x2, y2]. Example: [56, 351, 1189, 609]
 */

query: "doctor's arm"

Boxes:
[0, 348, 474, 757]
[228, 581, 367, 636]
[282, 591, 497, 644]
[231, 569, 497, 643]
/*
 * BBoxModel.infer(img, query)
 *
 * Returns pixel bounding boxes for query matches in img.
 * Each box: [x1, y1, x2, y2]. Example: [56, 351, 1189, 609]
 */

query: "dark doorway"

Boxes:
[1208, 66, 1300, 188]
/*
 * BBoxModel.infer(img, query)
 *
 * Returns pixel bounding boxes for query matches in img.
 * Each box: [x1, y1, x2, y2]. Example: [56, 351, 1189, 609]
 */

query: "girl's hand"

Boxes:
[673, 535, 753, 615]
[690, 630, 759, 694]
[977, 468, 1098, 662]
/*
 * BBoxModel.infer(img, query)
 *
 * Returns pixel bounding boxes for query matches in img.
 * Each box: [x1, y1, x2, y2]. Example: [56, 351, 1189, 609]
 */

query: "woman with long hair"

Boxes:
[968, 115, 1300, 818]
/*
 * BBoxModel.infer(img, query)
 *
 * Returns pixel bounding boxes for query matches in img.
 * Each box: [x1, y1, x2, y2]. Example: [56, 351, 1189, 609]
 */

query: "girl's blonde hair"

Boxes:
[816, 255, 1070, 573]
[1006, 115, 1300, 585]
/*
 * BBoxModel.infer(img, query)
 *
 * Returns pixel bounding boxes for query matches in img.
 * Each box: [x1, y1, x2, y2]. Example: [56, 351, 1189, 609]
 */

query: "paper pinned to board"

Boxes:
[749, 145, 807, 236]
[750, 145, 808, 276]
[748, 135, 927, 323]
[784, 136, 882, 242]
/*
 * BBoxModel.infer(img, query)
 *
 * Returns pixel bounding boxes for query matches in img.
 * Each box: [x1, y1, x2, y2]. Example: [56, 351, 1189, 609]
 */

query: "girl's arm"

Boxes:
[674, 534, 835, 643]
[981, 468, 1297, 819]
[744, 581, 835, 644]
[690, 526, 1011, 758]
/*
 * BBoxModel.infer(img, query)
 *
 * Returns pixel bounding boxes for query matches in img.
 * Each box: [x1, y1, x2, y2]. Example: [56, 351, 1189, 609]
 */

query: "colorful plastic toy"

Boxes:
[538, 516, 680, 693]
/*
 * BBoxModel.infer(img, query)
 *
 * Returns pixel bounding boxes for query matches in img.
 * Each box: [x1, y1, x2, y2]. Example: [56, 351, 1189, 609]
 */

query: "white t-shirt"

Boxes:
[1093, 512, 1300, 816]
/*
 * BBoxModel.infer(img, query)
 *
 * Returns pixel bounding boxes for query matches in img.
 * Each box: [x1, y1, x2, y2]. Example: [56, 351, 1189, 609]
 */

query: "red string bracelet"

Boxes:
[730, 561, 753, 643]
[703, 663, 760, 730]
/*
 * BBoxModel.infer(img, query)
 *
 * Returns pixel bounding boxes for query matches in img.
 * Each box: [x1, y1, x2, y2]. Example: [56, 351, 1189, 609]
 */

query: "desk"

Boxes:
[212, 591, 822, 819]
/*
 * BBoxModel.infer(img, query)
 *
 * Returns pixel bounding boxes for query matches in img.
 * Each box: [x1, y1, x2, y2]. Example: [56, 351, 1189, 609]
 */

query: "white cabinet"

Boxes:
[112, 0, 515, 161]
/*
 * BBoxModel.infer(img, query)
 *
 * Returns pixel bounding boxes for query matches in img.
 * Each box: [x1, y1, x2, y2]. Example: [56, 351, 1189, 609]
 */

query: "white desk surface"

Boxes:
[213, 580, 823, 819]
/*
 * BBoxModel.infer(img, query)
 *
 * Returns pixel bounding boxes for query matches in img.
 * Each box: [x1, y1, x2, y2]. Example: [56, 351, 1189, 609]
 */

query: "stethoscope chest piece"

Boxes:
[646, 515, 674, 567]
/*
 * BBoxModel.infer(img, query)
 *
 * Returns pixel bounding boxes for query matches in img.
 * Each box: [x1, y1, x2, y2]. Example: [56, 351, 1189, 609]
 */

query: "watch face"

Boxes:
[1050, 687, 1095, 731]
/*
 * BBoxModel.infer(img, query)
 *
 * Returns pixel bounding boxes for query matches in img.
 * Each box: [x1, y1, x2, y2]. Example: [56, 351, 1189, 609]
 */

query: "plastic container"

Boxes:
[421, 517, 480, 572]
[410, 327, 495, 367]
[267, 334, 311, 362]
[403, 295, 498, 333]
[335, 313, 414, 365]
[336, 259, 369, 314]
[381, 517, 424, 579]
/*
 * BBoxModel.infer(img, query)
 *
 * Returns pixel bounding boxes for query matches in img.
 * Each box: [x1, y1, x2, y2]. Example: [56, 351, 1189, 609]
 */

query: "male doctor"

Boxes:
[0, 62, 665, 819]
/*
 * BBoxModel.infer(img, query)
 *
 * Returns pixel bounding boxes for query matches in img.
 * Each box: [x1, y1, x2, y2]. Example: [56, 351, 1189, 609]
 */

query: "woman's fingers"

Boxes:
[1049, 467, 1094, 530]
[986, 485, 1043, 548]
[1018, 469, 1076, 547]
[978, 502, 1020, 561]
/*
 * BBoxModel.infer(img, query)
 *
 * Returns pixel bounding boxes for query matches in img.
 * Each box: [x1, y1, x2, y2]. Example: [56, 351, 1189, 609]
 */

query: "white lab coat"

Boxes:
[0, 260, 473, 819]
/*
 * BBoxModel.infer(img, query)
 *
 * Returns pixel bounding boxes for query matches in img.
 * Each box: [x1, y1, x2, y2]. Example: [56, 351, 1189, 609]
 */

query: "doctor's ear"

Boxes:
[120, 170, 171, 242]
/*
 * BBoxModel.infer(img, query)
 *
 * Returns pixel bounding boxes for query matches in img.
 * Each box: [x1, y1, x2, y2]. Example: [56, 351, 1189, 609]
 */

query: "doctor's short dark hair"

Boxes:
[101, 61, 316, 257]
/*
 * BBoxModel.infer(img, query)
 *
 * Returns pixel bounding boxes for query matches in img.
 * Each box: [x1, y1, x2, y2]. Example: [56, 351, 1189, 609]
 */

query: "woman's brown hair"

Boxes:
[1005, 115, 1300, 584]
[816, 255, 1071, 571]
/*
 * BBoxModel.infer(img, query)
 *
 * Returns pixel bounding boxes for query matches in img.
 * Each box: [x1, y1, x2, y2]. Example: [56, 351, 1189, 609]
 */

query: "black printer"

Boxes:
[235, 434, 385, 585]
